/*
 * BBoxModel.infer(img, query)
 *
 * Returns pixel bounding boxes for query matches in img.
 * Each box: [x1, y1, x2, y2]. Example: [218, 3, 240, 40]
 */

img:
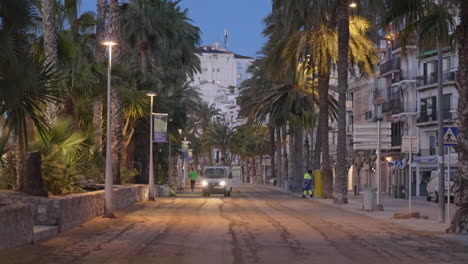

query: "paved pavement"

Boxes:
[1, 185, 467, 264]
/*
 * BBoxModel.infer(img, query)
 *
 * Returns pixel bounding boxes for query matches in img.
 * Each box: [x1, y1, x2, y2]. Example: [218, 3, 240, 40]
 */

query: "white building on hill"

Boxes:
[189, 42, 254, 125]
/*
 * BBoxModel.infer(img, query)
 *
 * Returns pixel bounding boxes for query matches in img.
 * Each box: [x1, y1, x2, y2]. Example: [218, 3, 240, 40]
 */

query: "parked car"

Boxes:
[426, 170, 455, 202]
[201, 166, 233, 197]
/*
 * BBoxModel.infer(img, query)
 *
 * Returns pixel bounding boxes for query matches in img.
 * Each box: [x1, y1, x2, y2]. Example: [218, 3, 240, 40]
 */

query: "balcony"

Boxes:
[416, 71, 457, 88]
[383, 99, 418, 115]
[417, 108, 455, 125]
[419, 148, 437, 156]
[380, 58, 401, 76]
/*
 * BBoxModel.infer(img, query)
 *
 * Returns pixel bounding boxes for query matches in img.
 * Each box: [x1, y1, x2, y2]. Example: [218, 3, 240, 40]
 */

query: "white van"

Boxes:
[426, 170, 456, 202]
[201, 166, 233, 197]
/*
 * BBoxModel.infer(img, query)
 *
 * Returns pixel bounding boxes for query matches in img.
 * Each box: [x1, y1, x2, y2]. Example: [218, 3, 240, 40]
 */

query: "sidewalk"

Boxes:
[258, 184, 468, 246]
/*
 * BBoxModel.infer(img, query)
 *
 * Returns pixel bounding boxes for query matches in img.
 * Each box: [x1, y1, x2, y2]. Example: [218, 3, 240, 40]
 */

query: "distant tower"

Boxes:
[224, 29, 229, 50]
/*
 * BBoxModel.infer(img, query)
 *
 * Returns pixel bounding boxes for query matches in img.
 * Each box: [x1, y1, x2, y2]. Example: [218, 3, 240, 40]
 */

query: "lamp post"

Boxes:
[101, 40, 117, 218]
[168, 118, 172, 186]
[147, 92, 157, 200]
[349, 1, 357, 8]
[177, 129, 182, 190]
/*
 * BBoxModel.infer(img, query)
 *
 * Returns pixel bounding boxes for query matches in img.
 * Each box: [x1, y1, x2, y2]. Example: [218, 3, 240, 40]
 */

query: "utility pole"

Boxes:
[436, 41, 445, 223]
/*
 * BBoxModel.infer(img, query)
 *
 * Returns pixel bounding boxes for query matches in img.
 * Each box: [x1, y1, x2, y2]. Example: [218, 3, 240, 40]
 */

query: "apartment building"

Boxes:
[349, 33, 460, 198]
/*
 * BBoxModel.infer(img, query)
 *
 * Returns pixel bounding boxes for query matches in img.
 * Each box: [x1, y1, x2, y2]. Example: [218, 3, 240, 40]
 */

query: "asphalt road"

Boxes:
[1, 185, 467, 264]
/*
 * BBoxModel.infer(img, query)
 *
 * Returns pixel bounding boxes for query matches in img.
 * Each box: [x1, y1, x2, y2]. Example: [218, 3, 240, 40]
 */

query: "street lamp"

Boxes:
[349, 1, 357, 8]
[147, 92, 157, 200]
[101, 40, 117, 218]
[168, 118, 172, 186]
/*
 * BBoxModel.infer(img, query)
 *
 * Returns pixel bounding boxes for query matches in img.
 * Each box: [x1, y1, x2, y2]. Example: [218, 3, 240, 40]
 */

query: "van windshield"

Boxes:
[204, 168, 226, 178]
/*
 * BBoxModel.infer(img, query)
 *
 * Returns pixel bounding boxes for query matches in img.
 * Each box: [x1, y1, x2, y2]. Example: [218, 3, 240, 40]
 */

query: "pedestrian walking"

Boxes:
[303, 169, 313, 198]
[189, 167, 198, 192]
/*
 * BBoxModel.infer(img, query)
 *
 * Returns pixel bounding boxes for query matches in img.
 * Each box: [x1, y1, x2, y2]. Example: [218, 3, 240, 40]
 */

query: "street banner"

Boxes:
[181, 141, 189, 151]
[188, 149, 193, 161]
[153, 113, 168, 143]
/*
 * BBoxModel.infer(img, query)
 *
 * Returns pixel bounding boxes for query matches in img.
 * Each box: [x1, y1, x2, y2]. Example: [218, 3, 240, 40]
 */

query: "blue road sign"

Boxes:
[444, 127, 459, 146]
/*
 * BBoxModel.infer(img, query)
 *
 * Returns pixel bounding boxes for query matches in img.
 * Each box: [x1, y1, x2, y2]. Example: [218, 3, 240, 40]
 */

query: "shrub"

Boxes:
[29, 119, 99, 195]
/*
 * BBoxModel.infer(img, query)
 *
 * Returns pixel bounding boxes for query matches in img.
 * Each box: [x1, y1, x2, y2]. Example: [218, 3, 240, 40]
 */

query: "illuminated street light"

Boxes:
[101, 40, 118, 218]
[147, 92, 157, 200]
[350, 2, 357, 8]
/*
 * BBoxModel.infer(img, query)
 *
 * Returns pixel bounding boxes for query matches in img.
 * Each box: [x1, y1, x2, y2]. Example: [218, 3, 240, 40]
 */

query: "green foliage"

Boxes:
[29, 119, 101, 195]
[0, 153, 16, 190]
[121, 167, 139, 184]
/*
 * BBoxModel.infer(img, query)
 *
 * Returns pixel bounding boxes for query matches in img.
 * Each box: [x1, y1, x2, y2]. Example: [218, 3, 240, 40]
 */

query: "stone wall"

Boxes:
[59, 185, 148, 231]
[0, 203, 34, 249]
[0, 185, 149, 232]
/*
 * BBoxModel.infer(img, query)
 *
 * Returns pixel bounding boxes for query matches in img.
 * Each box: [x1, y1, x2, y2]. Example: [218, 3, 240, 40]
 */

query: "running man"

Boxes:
[189, 168, 198, 192]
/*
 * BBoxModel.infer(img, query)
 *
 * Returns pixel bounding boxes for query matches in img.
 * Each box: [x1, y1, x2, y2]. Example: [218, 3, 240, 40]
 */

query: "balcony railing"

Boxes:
[416, 71, 457, 87]
[419, 148, 437, 156]
[380, 58, 401, 76]
[417, 108, 456, 123]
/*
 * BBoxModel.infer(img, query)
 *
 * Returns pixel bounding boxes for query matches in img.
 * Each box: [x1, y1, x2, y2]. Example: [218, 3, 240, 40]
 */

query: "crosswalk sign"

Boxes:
[444, 127, 458, 146]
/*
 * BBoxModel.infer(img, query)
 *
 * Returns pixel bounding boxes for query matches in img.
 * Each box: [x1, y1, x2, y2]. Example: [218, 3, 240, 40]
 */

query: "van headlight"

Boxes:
[202, 180, 208, 186]
[220, 181, 226, 186]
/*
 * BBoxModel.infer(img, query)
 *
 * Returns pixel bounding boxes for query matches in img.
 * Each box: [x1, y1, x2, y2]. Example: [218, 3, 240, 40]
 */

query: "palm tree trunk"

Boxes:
[260, 154, 264, 184]
[294, 128, 304, 192]
[276, 126, 282, 187]
[42, 0, 59, 124]
[310, 127, 315, 169]
[93, 98, 104, 150]
[287, 124, 295, 191]
[334, 0, 350, 204]
[109, 0, 123, 184]
[304, 133, 310, 170]
[313, 126, 321, 170]
[94, 0, 107, 153]
[269, 124, 276, 181]
[281, 124, 288, 189]
[448, 0, 468, 233]
[140, 41, 149, 73]
[319, 74, 333, 198]
[15, 135, 26, 191]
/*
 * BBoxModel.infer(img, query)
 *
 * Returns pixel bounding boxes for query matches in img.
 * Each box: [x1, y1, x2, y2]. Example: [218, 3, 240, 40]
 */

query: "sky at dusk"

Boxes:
[80, 0, 271, 58]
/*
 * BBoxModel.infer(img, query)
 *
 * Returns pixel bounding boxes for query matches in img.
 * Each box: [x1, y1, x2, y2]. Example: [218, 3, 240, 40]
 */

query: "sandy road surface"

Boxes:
[1, 185, 467, 264]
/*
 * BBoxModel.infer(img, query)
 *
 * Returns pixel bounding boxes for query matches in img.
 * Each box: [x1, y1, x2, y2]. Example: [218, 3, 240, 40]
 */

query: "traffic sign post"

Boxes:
[402, 136, 419, 212]
[353, 122, 391, 209]
[444, 126, 458, 222]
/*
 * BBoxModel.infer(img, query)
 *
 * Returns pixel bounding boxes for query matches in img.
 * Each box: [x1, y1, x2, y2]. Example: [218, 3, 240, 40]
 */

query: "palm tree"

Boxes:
[42, 0, 59, 124]
[334, 0, 351, 204]
[450, 0, 468, 233]
[0, 0, 61, 190]
[108, 0, 123, 184]
[206, 121, 235, 166]
[93, 0, 108, 152]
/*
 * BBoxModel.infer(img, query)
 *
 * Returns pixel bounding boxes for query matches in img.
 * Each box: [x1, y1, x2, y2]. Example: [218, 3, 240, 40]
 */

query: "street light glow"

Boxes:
[350, 2, 357, 8]
[101, 40, 118, 46]
[146, 92, 157, 97]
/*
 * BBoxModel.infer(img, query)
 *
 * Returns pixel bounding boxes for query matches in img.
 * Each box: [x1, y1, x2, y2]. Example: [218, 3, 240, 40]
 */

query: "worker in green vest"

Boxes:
[189, 168, 198, 192]
[303, 170, 313, 198]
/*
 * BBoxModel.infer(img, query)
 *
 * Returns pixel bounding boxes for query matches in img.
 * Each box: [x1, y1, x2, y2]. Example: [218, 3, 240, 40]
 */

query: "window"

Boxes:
[217, 68, 220, 72]
[443, 94, 451, 119]
[212, 68, 215, 72]
[421, 96, 437, 122]
[429, 135, 436, 155]
[423, 61, 437, 85]
[203, 68, 208, 72]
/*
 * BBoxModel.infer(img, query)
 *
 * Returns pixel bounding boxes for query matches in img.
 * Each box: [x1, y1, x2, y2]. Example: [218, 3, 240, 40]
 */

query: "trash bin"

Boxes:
[314, 170, 323, 198]
[363, 187, 376, 211]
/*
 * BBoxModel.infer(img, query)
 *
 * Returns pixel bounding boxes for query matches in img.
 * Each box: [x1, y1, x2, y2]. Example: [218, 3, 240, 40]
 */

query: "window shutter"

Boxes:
[432, 96, 437, 121]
